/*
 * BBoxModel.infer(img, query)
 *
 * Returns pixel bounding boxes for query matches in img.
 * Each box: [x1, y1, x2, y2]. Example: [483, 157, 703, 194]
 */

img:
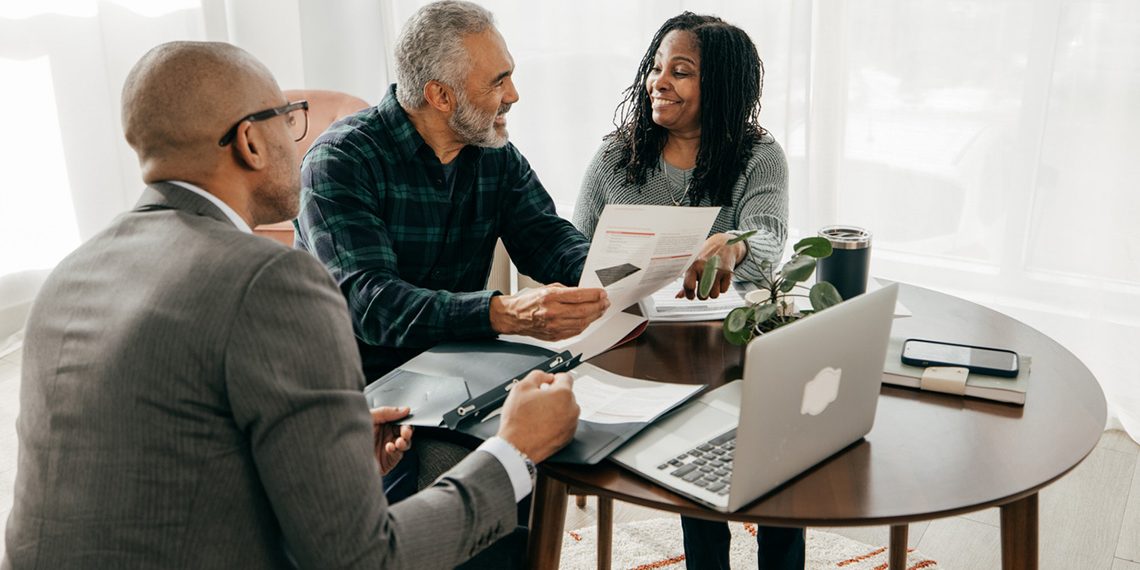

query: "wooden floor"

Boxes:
[1, 347, 1137, 568]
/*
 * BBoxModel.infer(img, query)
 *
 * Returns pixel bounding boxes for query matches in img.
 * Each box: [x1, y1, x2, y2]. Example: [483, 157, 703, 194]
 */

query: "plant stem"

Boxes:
[751, 271, 776, 290]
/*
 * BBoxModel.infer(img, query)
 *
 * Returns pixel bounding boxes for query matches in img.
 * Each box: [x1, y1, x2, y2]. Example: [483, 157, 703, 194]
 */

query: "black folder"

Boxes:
[363, 339, 698, 464]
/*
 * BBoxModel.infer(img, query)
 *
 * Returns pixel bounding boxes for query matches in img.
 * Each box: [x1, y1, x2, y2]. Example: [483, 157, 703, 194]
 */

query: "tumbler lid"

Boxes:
[819, 225, 871, 250]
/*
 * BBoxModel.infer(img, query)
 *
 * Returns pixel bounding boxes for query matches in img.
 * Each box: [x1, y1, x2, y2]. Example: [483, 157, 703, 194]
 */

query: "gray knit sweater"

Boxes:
[572, 133, 789, 283]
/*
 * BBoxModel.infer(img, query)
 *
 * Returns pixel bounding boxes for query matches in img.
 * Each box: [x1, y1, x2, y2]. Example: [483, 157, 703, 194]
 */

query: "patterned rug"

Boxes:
[559, 517, 940, 570]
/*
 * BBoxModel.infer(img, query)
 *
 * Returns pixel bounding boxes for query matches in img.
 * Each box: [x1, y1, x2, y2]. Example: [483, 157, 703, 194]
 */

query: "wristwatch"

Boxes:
[522, 453, 535, 481]
[522, 452, 536, 481]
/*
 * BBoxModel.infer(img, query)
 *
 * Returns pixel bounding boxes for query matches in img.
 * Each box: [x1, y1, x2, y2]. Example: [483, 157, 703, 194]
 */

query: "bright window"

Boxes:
[0, 56, 80, 275]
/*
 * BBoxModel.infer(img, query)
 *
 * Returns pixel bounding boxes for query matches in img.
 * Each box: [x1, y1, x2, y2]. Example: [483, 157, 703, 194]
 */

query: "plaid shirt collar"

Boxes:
[378, 84, 485, 165]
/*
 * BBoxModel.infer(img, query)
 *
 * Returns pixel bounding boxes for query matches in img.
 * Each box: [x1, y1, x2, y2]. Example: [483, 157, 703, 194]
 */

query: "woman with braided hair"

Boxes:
[574, 12, 789, 304]
[573, 13, 801, 570]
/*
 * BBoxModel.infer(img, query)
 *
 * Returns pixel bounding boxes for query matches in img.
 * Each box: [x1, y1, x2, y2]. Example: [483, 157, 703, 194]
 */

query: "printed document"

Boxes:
[579, 205, 721, 313]
[503, 205, 719, 360]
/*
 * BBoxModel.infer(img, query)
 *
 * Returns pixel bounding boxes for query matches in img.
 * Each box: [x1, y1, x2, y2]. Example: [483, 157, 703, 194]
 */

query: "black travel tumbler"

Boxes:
[816, 226, 872, 301]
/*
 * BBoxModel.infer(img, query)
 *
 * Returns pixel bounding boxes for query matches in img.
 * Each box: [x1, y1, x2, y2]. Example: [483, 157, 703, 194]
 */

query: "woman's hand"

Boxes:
[679, 233, 747, 299]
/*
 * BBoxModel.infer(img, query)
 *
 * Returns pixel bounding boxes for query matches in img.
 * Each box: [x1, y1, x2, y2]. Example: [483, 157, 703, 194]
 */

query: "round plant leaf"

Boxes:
[697, 254, 719, 300]
[809, 281, 843, 311]
[793, 236, 833, 258]
[724, 306, 753, 335]
[752, 302, 778, 325]
[723, 323, 754, 346]
[780, 255, 817, 284]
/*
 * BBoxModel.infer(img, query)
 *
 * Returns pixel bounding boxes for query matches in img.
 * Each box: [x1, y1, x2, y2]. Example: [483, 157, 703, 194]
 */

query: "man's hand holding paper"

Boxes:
[501, 205, 721, 361]
[490, 285, 610, 340]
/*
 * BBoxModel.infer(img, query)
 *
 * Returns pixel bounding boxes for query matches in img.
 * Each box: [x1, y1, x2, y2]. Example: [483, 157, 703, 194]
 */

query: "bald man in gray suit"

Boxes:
[2, 41, 579, 569]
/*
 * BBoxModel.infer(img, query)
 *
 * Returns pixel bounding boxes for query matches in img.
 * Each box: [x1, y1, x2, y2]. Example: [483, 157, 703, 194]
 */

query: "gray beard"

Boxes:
[449, 90, 508, 148]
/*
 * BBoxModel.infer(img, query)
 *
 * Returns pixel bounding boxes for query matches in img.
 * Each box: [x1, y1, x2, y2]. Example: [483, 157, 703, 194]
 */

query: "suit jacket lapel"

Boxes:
[134, 182, 235, 228]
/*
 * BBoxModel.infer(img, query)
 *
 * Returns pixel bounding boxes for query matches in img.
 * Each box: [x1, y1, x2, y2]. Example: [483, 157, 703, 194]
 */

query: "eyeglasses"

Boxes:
[217, 100, 309, 147]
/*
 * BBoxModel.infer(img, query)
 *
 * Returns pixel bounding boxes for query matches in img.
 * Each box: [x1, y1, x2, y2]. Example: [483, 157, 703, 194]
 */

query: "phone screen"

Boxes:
[903, 340, 1018, 372]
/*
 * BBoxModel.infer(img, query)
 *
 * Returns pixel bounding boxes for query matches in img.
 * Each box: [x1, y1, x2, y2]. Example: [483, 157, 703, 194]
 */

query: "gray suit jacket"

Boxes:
[3, 183, 517, 569]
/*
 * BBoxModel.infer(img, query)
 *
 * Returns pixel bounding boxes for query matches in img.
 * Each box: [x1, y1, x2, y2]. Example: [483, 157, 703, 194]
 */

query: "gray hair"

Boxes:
[395, 0, 495, 109]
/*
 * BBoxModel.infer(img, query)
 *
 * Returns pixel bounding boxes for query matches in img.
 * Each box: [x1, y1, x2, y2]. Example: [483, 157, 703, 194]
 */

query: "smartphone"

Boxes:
[901, 338, 1019, 378]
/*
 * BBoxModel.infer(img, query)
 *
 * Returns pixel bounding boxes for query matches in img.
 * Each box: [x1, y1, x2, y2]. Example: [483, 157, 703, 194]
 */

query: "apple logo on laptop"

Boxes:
[801, 367, 842, 416]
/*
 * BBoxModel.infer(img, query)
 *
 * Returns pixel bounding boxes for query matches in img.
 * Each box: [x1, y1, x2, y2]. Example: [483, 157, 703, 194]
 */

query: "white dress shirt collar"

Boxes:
[163, 180, 252, 234]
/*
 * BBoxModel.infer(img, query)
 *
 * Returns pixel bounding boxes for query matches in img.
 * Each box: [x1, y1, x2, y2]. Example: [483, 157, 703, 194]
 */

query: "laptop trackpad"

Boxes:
[660, 398, 740, 444]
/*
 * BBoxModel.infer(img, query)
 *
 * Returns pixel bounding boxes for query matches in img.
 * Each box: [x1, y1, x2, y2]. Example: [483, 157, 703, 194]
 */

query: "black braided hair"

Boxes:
[610, 12, 766, 207]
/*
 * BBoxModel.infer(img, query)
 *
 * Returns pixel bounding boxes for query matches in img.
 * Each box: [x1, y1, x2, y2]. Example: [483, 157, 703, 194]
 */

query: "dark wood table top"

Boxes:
[542, 283, 1107, 526]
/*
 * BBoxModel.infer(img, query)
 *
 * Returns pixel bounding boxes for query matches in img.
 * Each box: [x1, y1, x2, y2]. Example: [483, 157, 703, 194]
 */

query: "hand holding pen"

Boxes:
[497, 370, 580, 463]
[445, 352, 579, 429]
[482, 357, 577, 421]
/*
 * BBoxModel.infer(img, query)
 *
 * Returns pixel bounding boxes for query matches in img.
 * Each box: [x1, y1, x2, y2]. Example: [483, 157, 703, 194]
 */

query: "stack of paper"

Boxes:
[640, 278, 747, 322]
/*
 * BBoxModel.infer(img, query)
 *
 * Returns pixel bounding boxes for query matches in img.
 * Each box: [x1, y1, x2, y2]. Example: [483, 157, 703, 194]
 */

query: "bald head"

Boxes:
[122, 41, 282, 179]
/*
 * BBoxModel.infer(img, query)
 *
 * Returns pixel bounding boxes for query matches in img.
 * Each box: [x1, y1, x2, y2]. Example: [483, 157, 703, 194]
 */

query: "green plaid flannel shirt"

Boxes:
[295, 85, 588, 379]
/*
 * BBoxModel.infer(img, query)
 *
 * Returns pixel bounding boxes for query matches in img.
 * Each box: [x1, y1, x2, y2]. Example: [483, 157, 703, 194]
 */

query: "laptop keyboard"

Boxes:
[656, 429, 736, 496]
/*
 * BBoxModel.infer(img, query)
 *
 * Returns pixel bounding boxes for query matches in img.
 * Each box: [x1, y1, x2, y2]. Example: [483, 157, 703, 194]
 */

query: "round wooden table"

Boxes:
[525, 283, 1106, 570]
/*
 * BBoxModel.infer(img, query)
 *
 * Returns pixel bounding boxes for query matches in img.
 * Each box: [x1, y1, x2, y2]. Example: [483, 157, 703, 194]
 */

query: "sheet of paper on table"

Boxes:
[503, 204, 720, 360]
[570, 363, 703, 424]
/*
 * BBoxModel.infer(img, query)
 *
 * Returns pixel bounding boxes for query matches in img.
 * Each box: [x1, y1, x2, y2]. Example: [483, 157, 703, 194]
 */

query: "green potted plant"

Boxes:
[697, 232, 843, 345]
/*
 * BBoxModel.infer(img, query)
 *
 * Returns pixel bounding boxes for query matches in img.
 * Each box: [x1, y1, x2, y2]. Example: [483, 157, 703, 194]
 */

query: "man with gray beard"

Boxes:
[296, 0, 606, 397]
[294, 0, 609, 510]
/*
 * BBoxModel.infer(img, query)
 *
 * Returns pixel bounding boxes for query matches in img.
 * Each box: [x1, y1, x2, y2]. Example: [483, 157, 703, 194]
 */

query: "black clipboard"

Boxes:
[364, 340, 556, 429]
[363, 339, 694, 464]
[441, 351, 579, 429]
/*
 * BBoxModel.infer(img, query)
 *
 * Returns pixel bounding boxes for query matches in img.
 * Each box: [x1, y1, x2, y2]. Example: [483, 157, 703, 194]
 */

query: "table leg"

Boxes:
[1000, 493, 1038, 570]
[889, 524, 908, 570]
[597, 497, 613, 570]
[527, 473, 569, 570]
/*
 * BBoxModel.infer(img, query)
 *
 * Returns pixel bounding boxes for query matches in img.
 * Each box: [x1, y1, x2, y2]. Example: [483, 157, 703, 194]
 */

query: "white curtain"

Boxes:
[0, 0, 389, 353]
[391, 0, 1140, 441]
[2, 0, 1137, 441]
[0, 0, 206, 353]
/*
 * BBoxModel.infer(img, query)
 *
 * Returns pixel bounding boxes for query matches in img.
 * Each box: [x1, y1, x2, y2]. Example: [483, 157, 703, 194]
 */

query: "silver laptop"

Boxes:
[610, 283, 899, 512]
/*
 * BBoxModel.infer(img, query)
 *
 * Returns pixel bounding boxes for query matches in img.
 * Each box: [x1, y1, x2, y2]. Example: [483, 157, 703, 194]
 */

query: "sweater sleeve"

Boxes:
[731, 138, 790, 284]
[572, 142, 613, 241]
